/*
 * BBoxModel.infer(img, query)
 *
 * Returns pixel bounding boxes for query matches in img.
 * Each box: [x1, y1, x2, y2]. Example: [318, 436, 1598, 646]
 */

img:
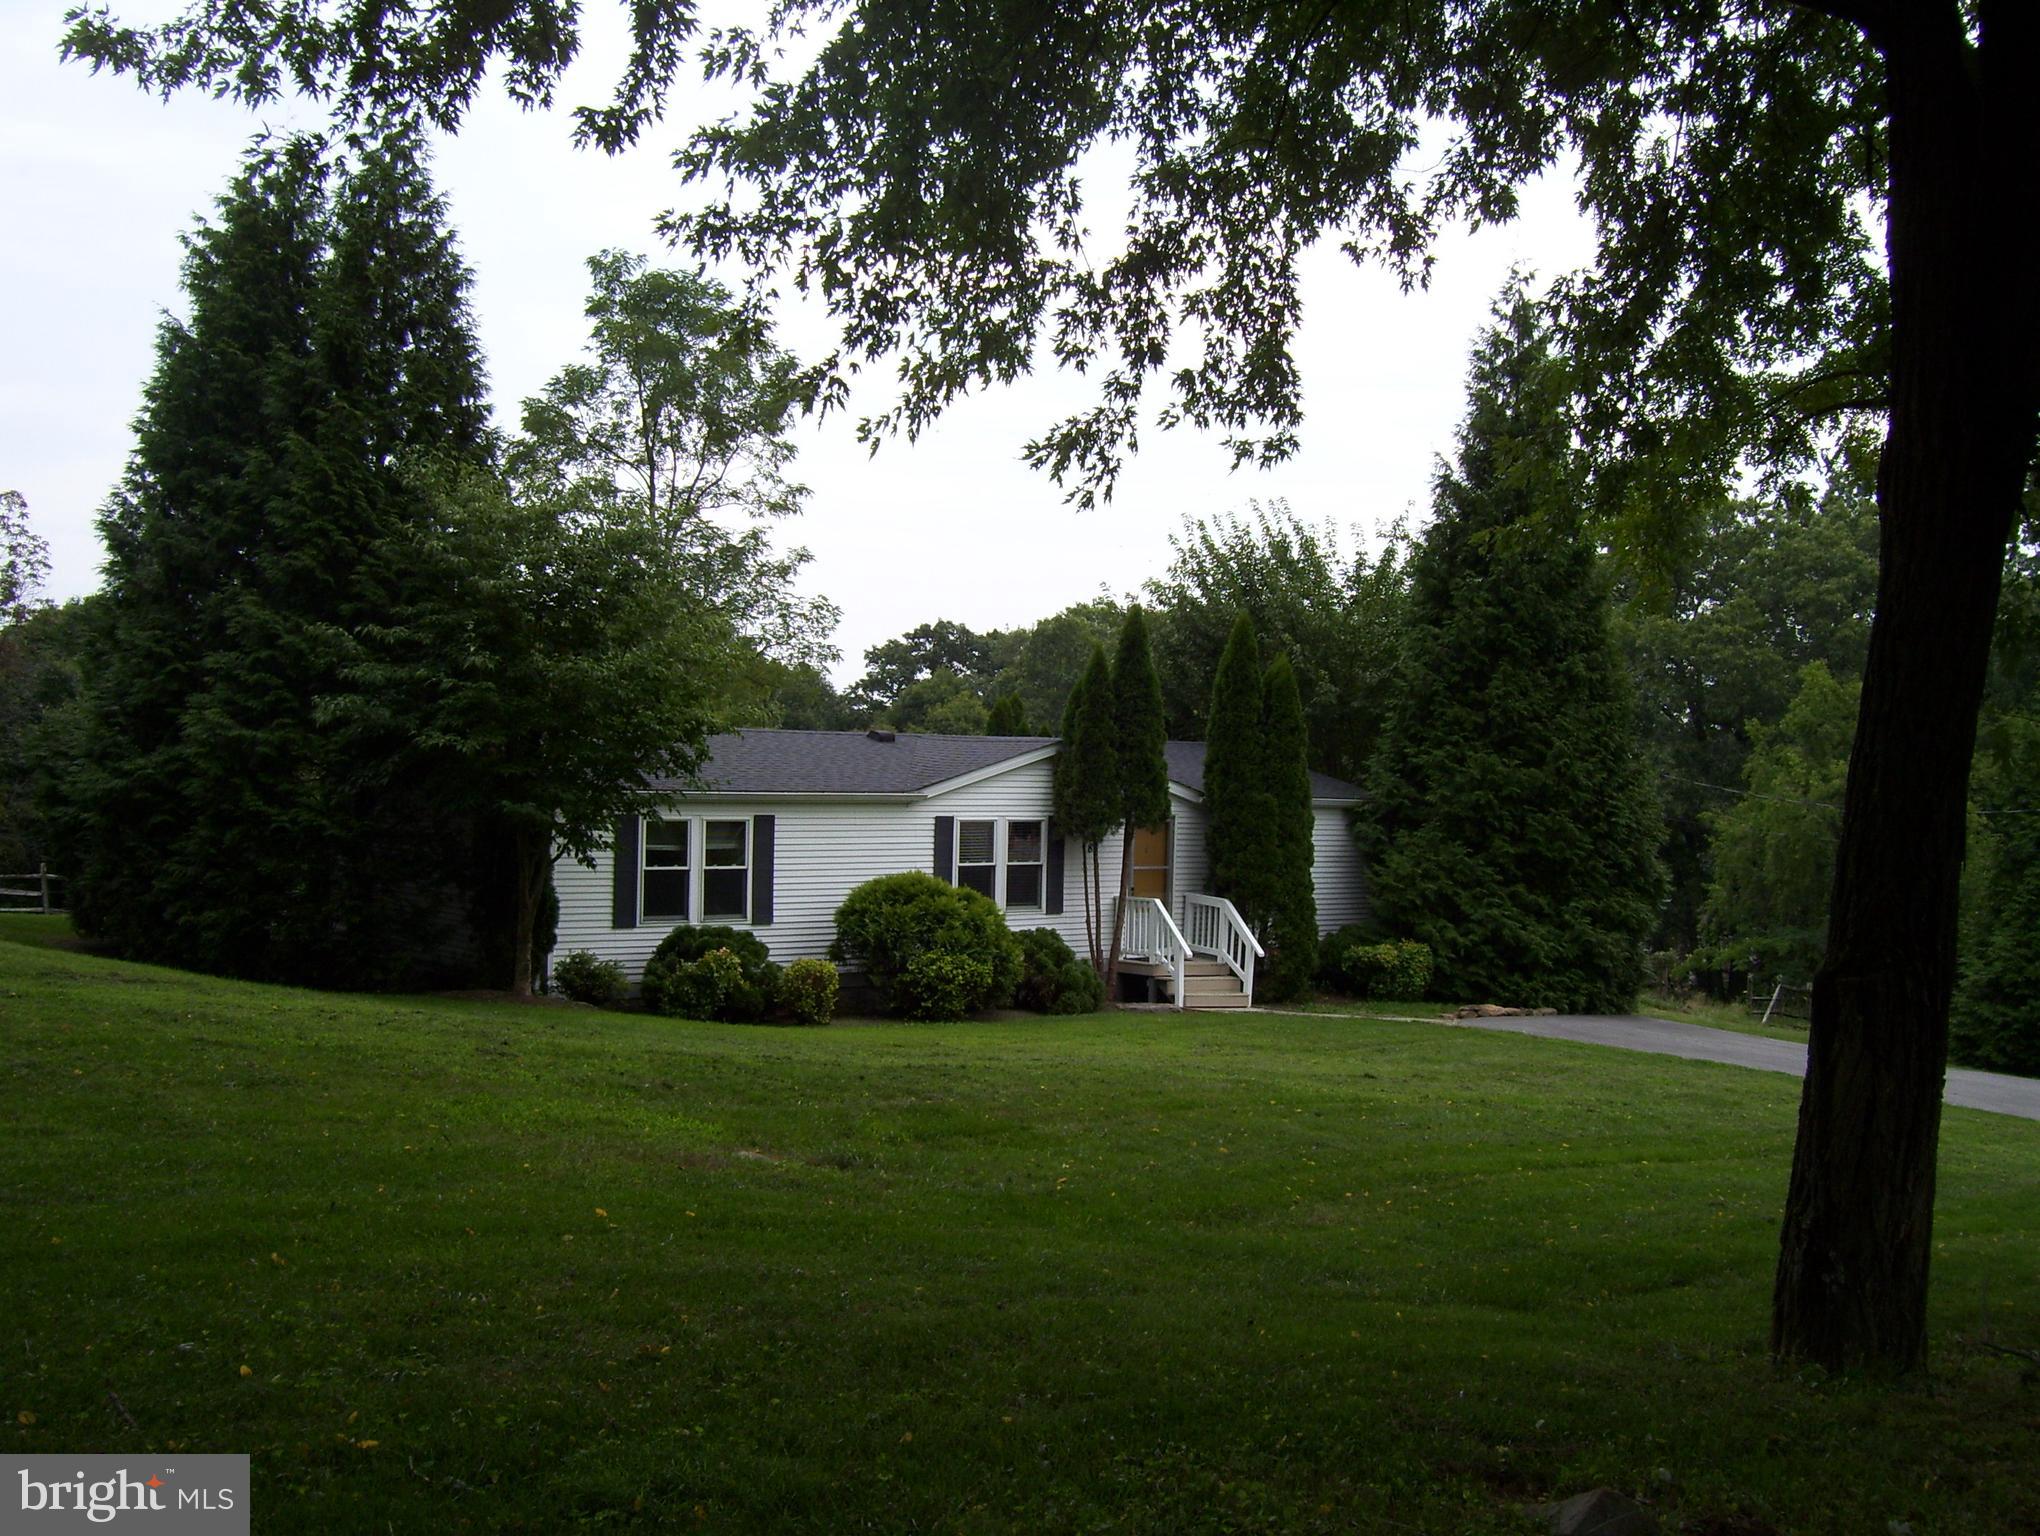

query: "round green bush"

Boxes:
[642, 924, 780, 1021]
[551, 950, 627, 1009]
[777, 957, 840, 1026]
[830, 871, 1021, 1019]
[1013, 928, 1105, 1014]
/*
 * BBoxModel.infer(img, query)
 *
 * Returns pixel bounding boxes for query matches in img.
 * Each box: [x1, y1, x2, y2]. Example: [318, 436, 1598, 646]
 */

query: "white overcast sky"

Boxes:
[2, 3, 1598, 680]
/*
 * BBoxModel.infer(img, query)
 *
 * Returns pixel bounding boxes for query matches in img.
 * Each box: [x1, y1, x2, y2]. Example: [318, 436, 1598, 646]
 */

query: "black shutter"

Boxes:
[933, 816, 955, 883]
[612, 815, 641, 928]
[751, 814, 775, 925]
[1045, 819, 1065, 915]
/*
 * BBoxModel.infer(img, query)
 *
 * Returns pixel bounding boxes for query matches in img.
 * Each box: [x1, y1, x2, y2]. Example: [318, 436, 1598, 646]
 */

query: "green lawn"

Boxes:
[3, 921, 2035, 1534]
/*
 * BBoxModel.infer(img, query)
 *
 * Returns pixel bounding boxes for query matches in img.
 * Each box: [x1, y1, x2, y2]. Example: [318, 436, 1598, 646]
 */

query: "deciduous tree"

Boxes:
[1147, 504, 1404, 783]
[509, 251, 837, 675]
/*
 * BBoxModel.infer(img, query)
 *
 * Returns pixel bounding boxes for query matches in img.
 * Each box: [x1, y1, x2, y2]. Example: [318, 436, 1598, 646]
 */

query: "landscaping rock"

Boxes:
[1522, 1487, 1658, 1536]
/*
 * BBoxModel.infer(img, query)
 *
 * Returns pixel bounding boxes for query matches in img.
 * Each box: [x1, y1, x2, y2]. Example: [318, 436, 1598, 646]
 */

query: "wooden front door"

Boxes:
[1130, 821, 1172, 905]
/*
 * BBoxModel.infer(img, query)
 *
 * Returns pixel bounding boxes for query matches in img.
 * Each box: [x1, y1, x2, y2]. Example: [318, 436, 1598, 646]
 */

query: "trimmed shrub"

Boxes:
[778, 957, 839, 1026]
[1341, 939, 1434, 1000]
[642, 924, 780, 1021]
[830, 871, 1021, 1018]
[1014, 928, 1105, 1015]
[551, 950, 627, 1009]
[1317, 923, 1381, 989]
[899, 951, 996, 1021]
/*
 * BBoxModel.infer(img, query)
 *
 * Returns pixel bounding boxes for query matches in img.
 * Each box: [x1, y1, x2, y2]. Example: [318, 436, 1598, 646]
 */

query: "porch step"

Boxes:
[1176, 971, 1248, 1010]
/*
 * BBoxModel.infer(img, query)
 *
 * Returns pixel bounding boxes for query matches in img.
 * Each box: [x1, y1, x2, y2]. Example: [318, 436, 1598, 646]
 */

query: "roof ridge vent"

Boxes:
[866, 728, 896, 743]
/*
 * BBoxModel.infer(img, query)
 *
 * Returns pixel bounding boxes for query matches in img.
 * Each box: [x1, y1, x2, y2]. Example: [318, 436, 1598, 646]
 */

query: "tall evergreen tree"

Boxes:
[1258, 653, 1318, 1001]
[1203, 612, 1274, 932]
[1366, 295, 1663, 1014]
[55, 134, 495, 985]
[1052, 644, 1120, 974]
[1104, 605, 1170, 993]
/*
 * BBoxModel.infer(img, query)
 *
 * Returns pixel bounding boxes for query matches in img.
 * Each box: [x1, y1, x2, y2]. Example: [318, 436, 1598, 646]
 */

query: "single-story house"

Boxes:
[551, 729, 1369, 1008]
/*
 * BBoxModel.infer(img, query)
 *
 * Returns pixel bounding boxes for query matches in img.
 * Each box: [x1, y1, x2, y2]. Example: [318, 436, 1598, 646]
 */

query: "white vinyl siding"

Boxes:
[1312, 805, 1370, 932]
[552, 759, 1123, 977]
[549, 756, 1368, 979]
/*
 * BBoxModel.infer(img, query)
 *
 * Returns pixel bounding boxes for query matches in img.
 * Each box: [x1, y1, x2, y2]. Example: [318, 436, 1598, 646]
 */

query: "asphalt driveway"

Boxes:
[1420, 1011, 2040, 1121]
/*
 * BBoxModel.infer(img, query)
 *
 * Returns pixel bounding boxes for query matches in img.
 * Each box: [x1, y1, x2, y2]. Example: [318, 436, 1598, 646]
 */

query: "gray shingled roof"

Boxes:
[651, 729, 1051, 796]
[651, 728, 1364, 803]
[1162, 739, 1365, 804]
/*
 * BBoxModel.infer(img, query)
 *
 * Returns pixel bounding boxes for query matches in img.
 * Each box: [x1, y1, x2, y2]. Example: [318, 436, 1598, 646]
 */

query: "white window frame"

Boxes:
[1004, 818, 1046, 912]
[701, 817, 751, 923]
[949, 815, 1047, 912]
[956, 818, 999, 901]
[641, 815, 691, 923]
[640, 813, 753, 927]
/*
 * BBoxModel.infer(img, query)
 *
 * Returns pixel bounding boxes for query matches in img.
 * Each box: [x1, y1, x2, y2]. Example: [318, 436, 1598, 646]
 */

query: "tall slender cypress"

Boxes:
[1052, 644, 1120, 973]
[1105, 605, 1171, 992]
[1204, 612, 1273, 931]
[1259, 653, 1318, 1000]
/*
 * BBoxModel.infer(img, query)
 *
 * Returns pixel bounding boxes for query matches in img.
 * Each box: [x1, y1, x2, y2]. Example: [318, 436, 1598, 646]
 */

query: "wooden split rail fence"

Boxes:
[0, 863, 63, 914]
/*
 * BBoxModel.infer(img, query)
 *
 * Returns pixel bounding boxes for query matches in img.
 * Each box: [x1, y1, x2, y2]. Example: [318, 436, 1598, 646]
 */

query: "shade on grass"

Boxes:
[2, 919, 2035, 1534]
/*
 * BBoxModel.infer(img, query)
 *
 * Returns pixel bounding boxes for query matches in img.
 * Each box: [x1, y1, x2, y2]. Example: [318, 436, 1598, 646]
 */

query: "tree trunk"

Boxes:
[1771, 2, 2038, 1372]
[1089, 840, 1106, 976]
[1104, 824, 1135, 996]
[510, 827, 544, 1001]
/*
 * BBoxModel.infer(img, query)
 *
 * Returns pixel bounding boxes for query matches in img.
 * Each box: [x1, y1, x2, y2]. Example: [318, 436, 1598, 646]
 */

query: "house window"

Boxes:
[703, 818, 749, 920]
[957, 819, 998, 898]
[1006, 819, 1044, 910]
[643, 817, 690, 920]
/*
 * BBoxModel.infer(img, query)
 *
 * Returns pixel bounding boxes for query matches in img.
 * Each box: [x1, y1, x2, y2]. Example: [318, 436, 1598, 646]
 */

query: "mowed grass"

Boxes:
[2, 920, 2035, 1534]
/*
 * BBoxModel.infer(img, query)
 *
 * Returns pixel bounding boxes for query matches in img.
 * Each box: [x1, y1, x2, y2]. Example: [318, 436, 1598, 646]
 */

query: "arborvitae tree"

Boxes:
[985, 692, 1030, 736]
[56, 134, 495, 985]
[1366, 296, 1663, 1014]
[1104, 605, 1171, 993]
[1052, 644, 1120, 974]
[1204, 612, 1274, 932]
[1258, 653, 1318, 1001]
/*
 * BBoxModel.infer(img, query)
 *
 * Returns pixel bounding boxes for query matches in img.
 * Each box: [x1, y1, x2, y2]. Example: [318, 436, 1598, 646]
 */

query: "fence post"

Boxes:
[40, 862, 52, 915]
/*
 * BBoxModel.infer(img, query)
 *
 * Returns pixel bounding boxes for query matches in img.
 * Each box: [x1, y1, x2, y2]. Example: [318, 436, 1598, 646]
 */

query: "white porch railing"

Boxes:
[1184, 894, 1263, 1004]
[1119, 895, 1190, 1011]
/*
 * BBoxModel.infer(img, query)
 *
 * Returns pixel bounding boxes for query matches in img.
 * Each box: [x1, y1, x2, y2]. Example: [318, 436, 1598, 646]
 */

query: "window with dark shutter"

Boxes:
[957, 819, 997, 897]
[703, 819, 748, 920]
[1006, 819, 1044, 910]
[642, 817, 690, 920]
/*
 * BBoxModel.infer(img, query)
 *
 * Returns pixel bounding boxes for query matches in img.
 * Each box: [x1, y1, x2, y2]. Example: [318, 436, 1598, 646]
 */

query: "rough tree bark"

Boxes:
[1772, 0, 2040, 1371]
[511, 826, 547, 1001]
